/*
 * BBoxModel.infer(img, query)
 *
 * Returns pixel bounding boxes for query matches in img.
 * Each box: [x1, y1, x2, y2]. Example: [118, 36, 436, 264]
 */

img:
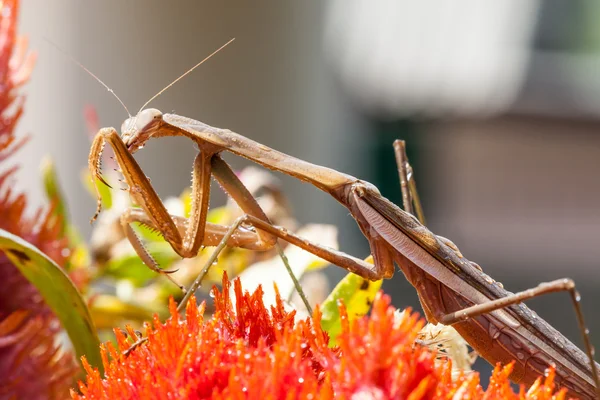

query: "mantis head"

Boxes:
[121, 108, 163, 153]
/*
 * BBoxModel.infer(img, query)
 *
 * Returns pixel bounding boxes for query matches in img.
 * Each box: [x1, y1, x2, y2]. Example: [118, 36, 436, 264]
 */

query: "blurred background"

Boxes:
[16, 0, 600, 382]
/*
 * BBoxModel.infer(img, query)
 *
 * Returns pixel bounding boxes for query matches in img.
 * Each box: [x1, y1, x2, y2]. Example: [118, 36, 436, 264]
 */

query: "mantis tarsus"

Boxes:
[87, 44, 600, 399]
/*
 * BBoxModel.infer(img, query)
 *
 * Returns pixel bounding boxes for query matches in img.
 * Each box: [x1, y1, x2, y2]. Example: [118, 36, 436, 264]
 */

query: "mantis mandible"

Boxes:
[87, 43, 600, 399]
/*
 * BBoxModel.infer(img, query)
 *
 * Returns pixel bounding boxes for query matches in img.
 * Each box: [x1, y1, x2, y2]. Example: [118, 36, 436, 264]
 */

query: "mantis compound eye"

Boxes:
[134, 108, 163, 131]
[121, 108, 163, 150]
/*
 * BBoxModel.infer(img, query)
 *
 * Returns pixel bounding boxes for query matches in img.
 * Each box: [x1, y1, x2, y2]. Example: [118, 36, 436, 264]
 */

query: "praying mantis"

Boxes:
[87, 44, 600, 399]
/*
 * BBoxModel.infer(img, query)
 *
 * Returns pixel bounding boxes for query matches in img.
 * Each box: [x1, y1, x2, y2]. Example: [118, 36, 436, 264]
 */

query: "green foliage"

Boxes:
[42, 157, 90, 271]
[320, 261, 382, 346]
[104, 242, 178, 286]
[0, 229, 103, 373]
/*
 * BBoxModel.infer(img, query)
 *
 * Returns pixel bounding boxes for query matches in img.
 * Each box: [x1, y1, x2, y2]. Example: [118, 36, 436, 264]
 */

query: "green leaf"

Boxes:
[65, 229, 91, 271]
[135, 222, 165, 242]
[81, 169, 113, 210]
[0, 229, 102, 373]
[180, 188, 192, 217]
[207, 206, 231, 224]
[105, 242, 178, 286]
[41, 157, 68, 236]
[41, 158, 91, 271]
[320, 260, 382, 346]
[180, 186, 230, 223]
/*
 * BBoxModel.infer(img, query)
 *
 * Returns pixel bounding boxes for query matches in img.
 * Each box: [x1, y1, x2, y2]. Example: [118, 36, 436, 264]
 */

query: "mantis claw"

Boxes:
[161, 270, 186, 293]
[96, 174, 112, 189]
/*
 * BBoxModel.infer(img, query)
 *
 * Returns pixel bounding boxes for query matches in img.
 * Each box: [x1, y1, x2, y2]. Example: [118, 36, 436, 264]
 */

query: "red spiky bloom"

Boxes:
[0, 0, 77, 398]
[73, 274, 567, 399]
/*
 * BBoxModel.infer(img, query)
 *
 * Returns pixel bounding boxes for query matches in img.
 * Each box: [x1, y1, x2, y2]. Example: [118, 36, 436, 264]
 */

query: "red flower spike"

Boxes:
[0, 0, 77, 398]
[73, 273, 569, 399]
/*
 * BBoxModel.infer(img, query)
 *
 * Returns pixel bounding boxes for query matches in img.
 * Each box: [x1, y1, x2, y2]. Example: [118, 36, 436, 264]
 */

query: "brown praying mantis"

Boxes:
[86, 43, 600, 399]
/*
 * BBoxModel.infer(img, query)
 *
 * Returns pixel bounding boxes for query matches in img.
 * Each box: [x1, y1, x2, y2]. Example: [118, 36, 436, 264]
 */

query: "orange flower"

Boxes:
[73, 274, 568, 399]
[0, 0, 77, 398]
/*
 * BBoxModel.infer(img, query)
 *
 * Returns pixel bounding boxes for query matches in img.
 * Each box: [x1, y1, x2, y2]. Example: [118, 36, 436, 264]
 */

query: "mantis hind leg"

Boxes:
[393, 140, 599, 393]
[439, 278, 600, 395]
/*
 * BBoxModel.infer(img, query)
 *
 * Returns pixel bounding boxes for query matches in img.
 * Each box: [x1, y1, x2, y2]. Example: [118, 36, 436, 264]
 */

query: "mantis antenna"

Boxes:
[137, 38, 235, 114]
[44, 38, 131, 117]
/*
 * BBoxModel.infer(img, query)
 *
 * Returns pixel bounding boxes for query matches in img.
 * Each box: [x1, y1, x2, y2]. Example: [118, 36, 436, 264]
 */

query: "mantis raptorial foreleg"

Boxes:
[90, 128, 278, 289]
